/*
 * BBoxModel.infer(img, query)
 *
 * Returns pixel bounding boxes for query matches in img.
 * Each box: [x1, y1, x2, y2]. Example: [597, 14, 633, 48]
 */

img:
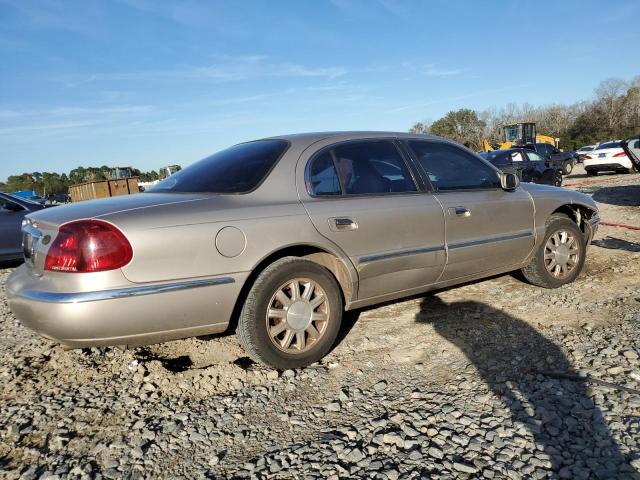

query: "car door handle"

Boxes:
[448, 206, 471, 217]
[329, 217, 358, 231]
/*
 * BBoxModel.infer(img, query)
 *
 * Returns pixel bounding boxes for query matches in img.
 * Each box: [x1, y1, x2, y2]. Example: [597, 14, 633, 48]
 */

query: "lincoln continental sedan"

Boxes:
[7, 132, 600, 369]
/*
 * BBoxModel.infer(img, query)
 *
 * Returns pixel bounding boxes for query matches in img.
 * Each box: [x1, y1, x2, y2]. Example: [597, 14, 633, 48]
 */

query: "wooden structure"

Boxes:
[68, 177, 139, 202]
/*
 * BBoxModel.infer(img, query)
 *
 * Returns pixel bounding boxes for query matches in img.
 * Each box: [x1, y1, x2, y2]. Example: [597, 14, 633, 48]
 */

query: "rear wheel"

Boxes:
[586, 169, 596, 176]
[562, 160, 573, 175]
[237, 257, 343, 369]
[521, 214, 586, 288]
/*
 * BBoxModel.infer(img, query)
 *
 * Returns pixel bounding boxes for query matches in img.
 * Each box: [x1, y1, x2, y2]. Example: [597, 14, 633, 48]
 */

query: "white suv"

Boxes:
[583, 141, 635, 175]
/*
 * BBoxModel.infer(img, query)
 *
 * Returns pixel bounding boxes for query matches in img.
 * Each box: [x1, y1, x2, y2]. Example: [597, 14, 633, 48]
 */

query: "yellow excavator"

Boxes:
[482, 122, 559, 152]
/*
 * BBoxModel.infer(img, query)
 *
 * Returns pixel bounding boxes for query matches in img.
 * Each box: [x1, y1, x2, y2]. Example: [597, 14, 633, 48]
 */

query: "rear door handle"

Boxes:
[448, 206, 471, 217]
[329, 217, 358, 231]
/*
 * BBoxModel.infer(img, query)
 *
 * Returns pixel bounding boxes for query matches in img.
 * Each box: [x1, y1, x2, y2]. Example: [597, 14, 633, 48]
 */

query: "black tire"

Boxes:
[521, 214, 586, 289]
[562, 160, 573, 175]
[237, 257, 343, 369]
[586, 169, 596, 176]
[553, 172, 563, 187]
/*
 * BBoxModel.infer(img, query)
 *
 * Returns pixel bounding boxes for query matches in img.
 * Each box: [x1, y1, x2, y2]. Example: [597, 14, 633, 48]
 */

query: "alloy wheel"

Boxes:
[265, 278, 329, 354]
[544, 229, 580, 278]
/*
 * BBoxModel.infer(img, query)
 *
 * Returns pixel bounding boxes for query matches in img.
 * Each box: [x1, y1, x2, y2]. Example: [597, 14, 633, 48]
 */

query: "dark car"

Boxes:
[0, 192, 46, 262]
[479, 148, 562, 186]
[44, 193, 71, 205]
[530, 143, 578, 175]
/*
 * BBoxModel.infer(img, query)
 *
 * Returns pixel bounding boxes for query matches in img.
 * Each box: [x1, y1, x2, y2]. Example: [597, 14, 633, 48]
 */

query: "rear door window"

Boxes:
[526, 151, 544, 162]
[307, 140, 417, 196]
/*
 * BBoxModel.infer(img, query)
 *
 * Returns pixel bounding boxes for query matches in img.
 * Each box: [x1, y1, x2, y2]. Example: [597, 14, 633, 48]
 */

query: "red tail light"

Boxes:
[45, 220, 133, 273]
[583, 155, 592, 160]
[613, 151, 627, 158]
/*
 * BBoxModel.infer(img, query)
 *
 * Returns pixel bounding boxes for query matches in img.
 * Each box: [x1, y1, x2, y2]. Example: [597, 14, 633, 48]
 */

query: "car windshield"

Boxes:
[148, 140, 289, 193]
[578, 146, 593, 152]
[595, 142, 621, 150]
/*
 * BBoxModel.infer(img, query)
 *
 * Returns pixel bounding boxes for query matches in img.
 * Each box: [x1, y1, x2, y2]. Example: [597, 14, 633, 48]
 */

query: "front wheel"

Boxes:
[521, 214, 586, 288]
[237, 257, 343, 369]
[553, 172, 563, 187]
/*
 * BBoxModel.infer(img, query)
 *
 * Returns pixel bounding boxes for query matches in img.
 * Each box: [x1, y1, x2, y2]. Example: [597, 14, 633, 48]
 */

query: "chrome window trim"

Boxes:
[16, 276, 235, 304]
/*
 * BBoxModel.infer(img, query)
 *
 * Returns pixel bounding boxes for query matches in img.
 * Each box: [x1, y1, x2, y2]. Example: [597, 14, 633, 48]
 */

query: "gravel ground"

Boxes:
[1, 165, 639, 479]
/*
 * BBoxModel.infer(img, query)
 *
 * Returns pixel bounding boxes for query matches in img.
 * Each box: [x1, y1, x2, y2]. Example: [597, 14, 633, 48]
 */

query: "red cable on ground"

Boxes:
[599, 221, 640, 231]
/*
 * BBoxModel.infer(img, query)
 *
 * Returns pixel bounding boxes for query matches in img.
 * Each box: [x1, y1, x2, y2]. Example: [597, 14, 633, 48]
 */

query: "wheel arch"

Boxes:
[550, 203, 598, 236]
[226, 243, 357, 333]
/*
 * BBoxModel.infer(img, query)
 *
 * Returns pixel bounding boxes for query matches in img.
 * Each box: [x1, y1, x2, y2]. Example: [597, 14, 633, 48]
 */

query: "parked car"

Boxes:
[479, 148, 562, 186]
[583, 141, 635, 175]
[44, 193, 71, 205]
[0, 192, 46, 262]
[11, 190, 45, 203]
[575, 145, 596, 162]
[7, 132, 600, 369]
[531, 143, 578, 175]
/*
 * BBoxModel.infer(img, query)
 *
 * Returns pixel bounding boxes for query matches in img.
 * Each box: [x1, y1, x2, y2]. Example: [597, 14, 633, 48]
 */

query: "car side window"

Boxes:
[537, 144, 551, 156]
[308, 152, 341, 196]
[511, 152, 524, 162]
[527, 151, 544, 161]
[308, 140, 417, 196]
[408, 141, 501, 191]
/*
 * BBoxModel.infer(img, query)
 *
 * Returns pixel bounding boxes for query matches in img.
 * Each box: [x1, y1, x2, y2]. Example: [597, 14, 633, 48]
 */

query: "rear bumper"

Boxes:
[6, 265, 249, 348]
[584, 161, 630, 171]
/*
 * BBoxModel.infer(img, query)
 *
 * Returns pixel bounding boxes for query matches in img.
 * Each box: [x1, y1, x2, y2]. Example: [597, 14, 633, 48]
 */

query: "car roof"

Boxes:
[262, 131, 444, 149]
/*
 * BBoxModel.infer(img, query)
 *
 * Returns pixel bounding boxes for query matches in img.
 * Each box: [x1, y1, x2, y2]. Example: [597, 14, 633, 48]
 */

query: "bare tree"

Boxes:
[594, 78, 629, 136]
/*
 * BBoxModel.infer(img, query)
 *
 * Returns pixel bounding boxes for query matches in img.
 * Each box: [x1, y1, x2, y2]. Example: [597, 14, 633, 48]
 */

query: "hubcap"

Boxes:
[266, 278, 329, 354]
[544, 229, 580, 279]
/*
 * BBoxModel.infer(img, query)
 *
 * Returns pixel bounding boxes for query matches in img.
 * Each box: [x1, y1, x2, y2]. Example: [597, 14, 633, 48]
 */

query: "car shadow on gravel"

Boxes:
[417, 296, 634, 478]
[592, 185, 640, 207]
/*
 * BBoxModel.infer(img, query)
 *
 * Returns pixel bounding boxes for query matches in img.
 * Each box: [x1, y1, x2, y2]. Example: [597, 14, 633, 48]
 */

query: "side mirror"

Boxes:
[501, 172, 520, 191]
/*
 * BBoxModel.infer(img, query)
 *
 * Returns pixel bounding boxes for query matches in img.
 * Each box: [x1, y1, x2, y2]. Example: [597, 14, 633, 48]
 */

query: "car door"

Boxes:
[298, 138, 446, 300]
[0, 196, 28, 258]
[505, 150, 536, 182]
[405, 140, 535, 281]
[523, 150, 547, 183]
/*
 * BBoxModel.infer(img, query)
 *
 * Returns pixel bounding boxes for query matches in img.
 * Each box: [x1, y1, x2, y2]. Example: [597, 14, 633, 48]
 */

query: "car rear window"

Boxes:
[148, 140, 289, 194]
[595, 142, 621, 150]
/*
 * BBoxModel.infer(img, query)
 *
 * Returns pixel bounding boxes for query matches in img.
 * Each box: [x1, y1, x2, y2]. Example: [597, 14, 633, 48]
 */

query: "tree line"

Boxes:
[0, 166, 167, 195]
[410, 76, 640, 151]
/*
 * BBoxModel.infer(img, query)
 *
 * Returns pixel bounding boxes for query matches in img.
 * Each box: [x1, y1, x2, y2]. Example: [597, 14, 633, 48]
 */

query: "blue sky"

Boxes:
[1, 0, 639, 180]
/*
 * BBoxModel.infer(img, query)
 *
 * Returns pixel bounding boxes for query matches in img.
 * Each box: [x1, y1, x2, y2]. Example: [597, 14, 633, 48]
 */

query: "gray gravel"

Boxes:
[1, 170, 640, 479]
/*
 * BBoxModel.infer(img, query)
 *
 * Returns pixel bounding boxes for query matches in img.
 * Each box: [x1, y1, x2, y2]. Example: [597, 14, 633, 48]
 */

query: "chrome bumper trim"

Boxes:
[17, 277, 235, 304]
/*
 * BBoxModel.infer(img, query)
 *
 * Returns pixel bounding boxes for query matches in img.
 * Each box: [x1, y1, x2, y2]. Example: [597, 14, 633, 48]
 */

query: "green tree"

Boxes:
[409, 122, 430, 134]
[429, 109, 486, 149]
